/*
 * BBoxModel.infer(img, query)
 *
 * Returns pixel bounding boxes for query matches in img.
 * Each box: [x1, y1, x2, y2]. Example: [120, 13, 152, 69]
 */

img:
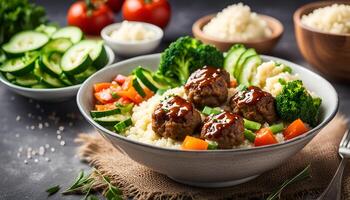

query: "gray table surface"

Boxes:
[0, 0, 349, 200]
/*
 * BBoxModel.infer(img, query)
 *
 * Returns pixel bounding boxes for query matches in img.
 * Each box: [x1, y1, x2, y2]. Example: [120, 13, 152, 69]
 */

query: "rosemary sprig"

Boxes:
[266, 165, 311, 200]
[62, 170, 94, 195]
[95, 169, 123, 200]
[46, 185, 60, 196]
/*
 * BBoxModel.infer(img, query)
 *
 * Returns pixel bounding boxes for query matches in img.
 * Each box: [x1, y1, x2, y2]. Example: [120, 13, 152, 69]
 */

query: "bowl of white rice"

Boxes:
[294, 1, 350, 81]
[192, 3, 283, 53]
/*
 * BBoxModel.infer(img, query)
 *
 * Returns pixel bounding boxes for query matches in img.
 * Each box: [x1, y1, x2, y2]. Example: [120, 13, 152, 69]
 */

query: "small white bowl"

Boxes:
[101, 22, 163, 57]
[0, 46, 114, 102]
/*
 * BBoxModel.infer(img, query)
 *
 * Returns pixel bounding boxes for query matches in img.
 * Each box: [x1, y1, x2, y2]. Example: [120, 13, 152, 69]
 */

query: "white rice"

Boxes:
[301, 4, 350, 34]
[203, 3, 272, 41]
[125, 86, 285, 149]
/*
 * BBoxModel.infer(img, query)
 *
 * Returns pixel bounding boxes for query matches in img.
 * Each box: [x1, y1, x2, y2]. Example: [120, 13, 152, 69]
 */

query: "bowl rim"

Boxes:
[0, 45, 115, 93]
[192, 14, 284, 44]
[77, 53, 339, 154]
[294, 0, 350, 37]
[101, 21, 164, 45]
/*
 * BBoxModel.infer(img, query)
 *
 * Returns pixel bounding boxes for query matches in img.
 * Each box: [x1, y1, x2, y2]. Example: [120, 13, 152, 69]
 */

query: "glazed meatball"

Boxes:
[185, 66, 230, 108]
[229, 86, 278, 124]
[152, 95, 202, 141]
[200, 111, 244, 149]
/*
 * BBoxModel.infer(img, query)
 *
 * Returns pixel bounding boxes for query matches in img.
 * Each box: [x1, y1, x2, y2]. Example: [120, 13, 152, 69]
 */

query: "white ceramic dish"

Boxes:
[0, 46, 114, 102]
[101, 22, 163, 57]
[77, 54, 338, 188]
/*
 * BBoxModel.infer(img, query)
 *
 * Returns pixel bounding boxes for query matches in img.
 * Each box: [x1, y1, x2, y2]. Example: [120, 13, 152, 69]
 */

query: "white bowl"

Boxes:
[101, 22, 163, 57]
[0, 46, 114, 102]
[77, 54, 338, 188]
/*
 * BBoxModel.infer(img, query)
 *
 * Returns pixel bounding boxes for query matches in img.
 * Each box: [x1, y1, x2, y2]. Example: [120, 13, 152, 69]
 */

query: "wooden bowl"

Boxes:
[192, 14, 283, 54]
[294, 1, 350, 81]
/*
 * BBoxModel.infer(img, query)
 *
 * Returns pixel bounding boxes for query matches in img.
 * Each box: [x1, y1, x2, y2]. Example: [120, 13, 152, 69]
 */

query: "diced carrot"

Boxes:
[230, 80, 237, 88]
[283, 119, 309, 140]
[182, 136, 209, 150]
[114, 74, 127, 85]
[94, 89, 115, 104]
[93, 82, 111, 93]
[95, 103, 116, 111]
[254, 128, 278, 147]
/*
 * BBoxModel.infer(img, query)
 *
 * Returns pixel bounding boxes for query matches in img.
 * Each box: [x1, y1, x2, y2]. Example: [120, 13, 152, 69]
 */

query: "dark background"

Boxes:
[0, 0, 349, 200]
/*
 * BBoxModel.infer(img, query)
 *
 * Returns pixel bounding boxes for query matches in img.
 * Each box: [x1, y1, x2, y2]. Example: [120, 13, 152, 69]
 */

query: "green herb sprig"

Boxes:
[46, 185, 60, 196]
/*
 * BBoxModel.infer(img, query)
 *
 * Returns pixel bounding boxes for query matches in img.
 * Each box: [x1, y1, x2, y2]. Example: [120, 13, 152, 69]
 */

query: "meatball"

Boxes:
[185, 66, 230, 108]
[152, 95, 202, 141]
[229, 86, 278, 124]
[200, 111, 244, 149]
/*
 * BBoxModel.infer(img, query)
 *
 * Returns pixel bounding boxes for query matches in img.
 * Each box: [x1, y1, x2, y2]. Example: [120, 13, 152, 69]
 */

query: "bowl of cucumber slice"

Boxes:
[0, 25, 115, 102]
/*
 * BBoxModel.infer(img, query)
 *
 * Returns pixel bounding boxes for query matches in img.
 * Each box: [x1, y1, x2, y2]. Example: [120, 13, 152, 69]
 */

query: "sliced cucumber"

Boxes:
[39, 52, 62, 77]
[33, 61, 65, 88]
[134, 67, 169, 92]
[73, 66, 97, 84]
[238, 55, 262, 86]
[114, 118, 132, 133]
[61, 43, 93, 75]
[224, 44, 246, 78]
[31, 83, 51, 89]
[0, 52, 39, 76]
[4, 73, 16, 81]
[91, 108, 121, 118]
[234, 48, 257, 79]
[51, 26, 83, 43]
[2, 31, 49, 55]
[42, 38, 73, 54]
[15, 73, 39, 86]
[59, 73, 74, 86]
[132, 77, 146, 97]
[93, 114, 128, 127]
[35, 24, 58, 37]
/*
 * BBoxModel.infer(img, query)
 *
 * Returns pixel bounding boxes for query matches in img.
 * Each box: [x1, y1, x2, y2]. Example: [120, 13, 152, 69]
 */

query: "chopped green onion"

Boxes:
[156, 89, 167, 95]
[244, 129, 256, 143]
[269, 123, 284, 134]
[111, 91, 119, 99]
[202, 106, 221, 116]
[236, 84, 247, 91]
[114, 118, 132, 133]
[207, 141, 218, 150]
[244, 119, 261, 131]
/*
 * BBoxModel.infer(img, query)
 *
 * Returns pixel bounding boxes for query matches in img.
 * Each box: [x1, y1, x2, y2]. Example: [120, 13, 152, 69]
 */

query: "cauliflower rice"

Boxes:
[125, 86, 285, 149]
[301, 4, 350, 34]
[203, 3, 272, 41]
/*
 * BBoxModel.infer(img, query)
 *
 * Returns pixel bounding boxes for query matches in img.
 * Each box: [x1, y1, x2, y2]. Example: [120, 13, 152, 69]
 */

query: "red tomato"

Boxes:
[122, 0, 171, 29]
[94, 89, 115, 104]
[114, 74, 127, 85]
[67, 1, 115, 35]
[106, 0, 124, 12]
[254, 128, 278, 147]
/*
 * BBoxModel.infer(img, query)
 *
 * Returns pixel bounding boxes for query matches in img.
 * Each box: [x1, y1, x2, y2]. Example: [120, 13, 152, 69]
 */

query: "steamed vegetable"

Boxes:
[157, 36, 224, 86]
[0, 0, 47, 44]
[276, 80, 321, 126]
[283, 119, 309, 140]
[254, 128, 277, 147]
[182, 136, 208, 150]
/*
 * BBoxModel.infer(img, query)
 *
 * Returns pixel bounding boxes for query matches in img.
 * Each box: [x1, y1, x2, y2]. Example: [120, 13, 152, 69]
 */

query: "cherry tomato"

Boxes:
[122, 0, 171, 29]
[67, 0, 115, 35]
[106, 0, 124, 12]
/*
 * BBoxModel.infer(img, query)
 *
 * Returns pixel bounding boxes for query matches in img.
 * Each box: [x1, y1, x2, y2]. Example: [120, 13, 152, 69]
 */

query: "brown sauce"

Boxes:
[202, 111, 241, 139]
[235, 86, 271, 105]
[154, 95, 193, 120]
[185, 66, 224, 89]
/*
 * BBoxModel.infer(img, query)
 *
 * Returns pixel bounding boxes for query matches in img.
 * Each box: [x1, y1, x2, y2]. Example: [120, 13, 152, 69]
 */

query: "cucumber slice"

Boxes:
[15, 73, 39, 86]
[0, 52, 39, 76]
[39, 52, 62, 77]
[42, 38, 73, 54]
[93, 114, 128, 127]
[114, 118, 132, 133]
[234, 48, 257, 79]
[35, 24, 58, 37]
[4, 73, 16, 81]
[224, 44, 246, 78]
[2, 31, 49, 55]
[60, 43, 93, 75]
[33, 61, 65, 88]
[31, 83, 51, 89]
[132, 77, 146, 97]
[59, 73, 74, 86]
[134, 67, 169, 92]
[0, 50, 6, 64]
[91, 108, 121, 118]
[238, 55, 262, 86]
[73, 66, 97, 83]
[51, 26, 83, 43]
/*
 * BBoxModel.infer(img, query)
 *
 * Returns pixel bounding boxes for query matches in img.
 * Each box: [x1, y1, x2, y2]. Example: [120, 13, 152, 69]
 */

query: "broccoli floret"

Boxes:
[276, 80, 322, 126]
[157, 36, 223, 86]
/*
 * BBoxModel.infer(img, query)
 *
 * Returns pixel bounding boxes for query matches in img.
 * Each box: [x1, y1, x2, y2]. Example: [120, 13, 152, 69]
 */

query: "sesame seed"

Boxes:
[17, 152, 21, 158]
[38, 123, 43, 129]
[44, 122, 49, 127]
[45, 157, 50, 162]
[30, 125, 35, 130]
[39, 146, 45, 156]
[34, 159, 38, 163]
[16, 115, 21, 121]
[56, 130, 61, 135]
[57, 135, 62, 140]
[58, 126, 64, 131]
[45, 144, 50, 149]
[60, 141, 65, 146]
[50, 147, 55, 152]
[24, 160, 28, 164]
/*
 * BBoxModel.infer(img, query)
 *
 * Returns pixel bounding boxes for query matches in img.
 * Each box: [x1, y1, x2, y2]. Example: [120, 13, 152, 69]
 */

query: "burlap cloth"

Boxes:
[76, 115, 349, 200]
